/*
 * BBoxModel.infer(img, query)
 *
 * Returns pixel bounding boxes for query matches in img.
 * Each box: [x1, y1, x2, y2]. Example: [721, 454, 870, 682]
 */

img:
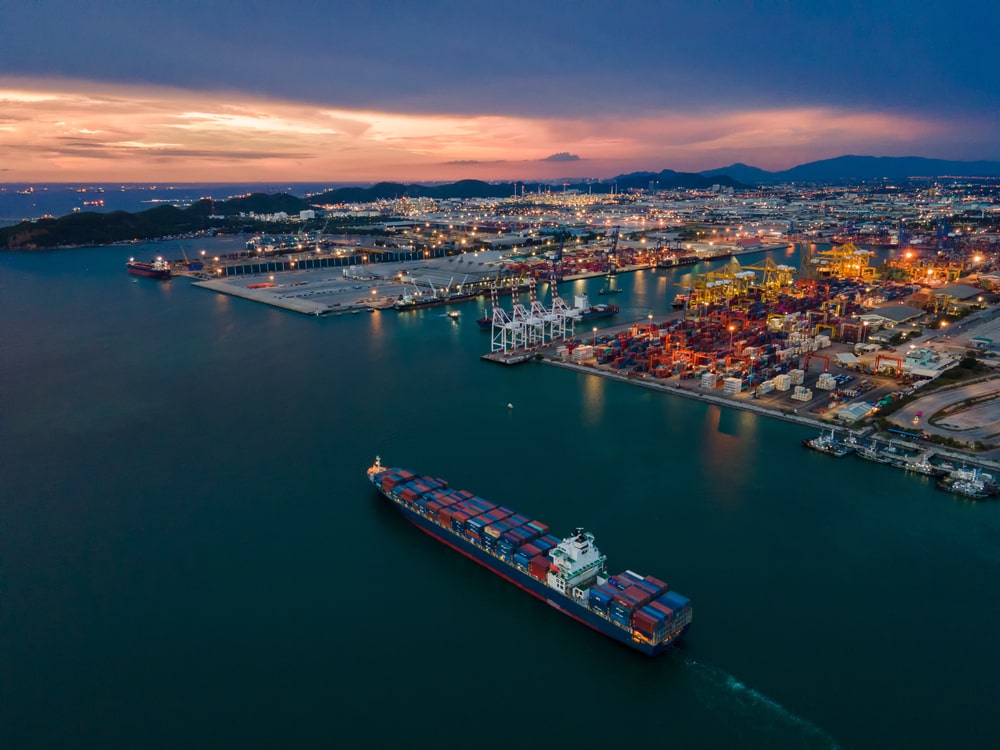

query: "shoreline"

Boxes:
[536, 350, 1000, 475]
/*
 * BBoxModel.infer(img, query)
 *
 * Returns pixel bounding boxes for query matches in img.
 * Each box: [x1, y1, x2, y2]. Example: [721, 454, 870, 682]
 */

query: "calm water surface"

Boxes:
[2, 244, 999, 749]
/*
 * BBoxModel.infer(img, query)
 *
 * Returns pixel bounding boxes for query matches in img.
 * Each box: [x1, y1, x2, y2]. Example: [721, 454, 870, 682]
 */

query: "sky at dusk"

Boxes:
[2, 0, 998, 183]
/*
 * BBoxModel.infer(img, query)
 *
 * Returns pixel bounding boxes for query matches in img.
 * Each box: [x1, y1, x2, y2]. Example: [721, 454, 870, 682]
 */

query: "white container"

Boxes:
[759, 379, 776, 394]
[789, 368, 805, 385]
[774, 374, 791, 391]
[816, 373, 837, 390]
[700, 372, 718, 389]
[723, 377, 743, 395]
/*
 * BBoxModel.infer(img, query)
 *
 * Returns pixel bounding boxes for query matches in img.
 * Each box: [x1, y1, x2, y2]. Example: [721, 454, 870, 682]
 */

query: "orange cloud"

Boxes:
[0, 77, 977, 182]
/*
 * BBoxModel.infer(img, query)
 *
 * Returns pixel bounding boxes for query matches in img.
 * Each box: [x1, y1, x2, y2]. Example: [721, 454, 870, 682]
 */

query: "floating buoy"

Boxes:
[507, 403, 513, 409]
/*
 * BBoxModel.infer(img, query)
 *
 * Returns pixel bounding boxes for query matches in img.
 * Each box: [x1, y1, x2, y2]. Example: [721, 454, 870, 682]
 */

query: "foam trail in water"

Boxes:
[678, 654, 841, 749]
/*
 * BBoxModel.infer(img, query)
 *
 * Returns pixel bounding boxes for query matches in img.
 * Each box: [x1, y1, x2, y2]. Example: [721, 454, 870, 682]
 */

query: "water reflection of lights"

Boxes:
[582, 375, 605, 426]
[700, 405, 758, 507]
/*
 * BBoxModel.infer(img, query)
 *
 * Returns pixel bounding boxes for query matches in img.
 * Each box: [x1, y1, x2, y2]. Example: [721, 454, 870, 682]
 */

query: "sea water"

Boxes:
[2, 243, 1000, 749]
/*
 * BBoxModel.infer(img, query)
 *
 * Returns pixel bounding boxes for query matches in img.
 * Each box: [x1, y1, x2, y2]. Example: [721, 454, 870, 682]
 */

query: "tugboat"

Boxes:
[901, 456, 948, 478]
[801, 429, 855, 457]
[937, 467, 999, 499]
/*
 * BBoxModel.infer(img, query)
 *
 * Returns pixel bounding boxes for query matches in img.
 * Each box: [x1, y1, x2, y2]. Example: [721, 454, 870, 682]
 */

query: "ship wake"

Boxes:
[680, 656, 841, 749]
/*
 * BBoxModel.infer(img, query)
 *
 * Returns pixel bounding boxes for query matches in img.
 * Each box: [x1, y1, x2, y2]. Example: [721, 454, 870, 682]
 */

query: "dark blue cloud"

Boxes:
[3, 0, 998, 128]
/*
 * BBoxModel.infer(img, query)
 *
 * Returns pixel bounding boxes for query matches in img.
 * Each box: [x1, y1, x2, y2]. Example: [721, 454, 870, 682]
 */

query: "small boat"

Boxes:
[447, 311, 460, 319]
[599, 287, 623, 296]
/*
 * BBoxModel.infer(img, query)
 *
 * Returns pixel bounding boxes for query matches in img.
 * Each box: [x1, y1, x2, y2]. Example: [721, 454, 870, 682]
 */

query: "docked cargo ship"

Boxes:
[126, 257, 171, 279]
[570, 293, 619, 322]
[367, 457, 691, 655]
[394, 291, 479, 311]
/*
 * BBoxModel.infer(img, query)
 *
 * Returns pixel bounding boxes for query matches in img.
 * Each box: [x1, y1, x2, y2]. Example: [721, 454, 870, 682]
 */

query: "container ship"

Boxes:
[367, 456, 692, 655]
[126, 257, 171, 279]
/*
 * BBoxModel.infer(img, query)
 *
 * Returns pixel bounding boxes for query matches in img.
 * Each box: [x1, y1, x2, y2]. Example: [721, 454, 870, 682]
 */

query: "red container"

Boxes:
[623, 585, 652, 607]
[528, 554, 550, 580]
[519, 543, 542, 558]
[439, 506, 457, 524]
[632, 612, 658, 634]
[644, 576, 669, 592]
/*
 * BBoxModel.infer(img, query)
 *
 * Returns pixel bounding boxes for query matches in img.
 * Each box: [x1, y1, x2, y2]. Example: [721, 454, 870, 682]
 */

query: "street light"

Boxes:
[593, 327, 598, 346]
[728, 324, 736, 353]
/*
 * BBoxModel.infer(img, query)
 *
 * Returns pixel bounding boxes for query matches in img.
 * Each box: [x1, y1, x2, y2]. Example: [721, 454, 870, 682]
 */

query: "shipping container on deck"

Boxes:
[643, 576, 669, 596]
[647, 599, 676, 623]
[539, 534, 560, 549]
[621, 584, 653, 608]
[658, 591, 691, 614]
[380, 474, 403, 491]
[632, 607, 664, 635]
[468, 496, 497, 512]
[526, 521, 550, 535]
[588, 584, 619, 613]
[609, 608, 633, 628]
[528, 554, 551, 581]
[450, 511, 471, 534]
[484, 520, 513, 540]
[466, 514, 490, 530]
[532, 537, 557, 555]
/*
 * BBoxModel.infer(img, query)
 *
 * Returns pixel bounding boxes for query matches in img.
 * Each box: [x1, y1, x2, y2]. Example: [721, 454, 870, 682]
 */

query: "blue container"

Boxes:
[467, 517, 489, 533]
[532, 538, 555, 554]
[638, 604, 668, 624]
[588, 590, 613, 612]
[660, 592, 690, 611]
[512, 552, 531, 569]
[610, 610, 632, 628]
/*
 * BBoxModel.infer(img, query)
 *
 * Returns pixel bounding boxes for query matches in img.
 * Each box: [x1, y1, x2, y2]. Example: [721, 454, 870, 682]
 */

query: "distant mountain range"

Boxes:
[699, 155, 1000, 183]
[5, 155, 999, 249]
